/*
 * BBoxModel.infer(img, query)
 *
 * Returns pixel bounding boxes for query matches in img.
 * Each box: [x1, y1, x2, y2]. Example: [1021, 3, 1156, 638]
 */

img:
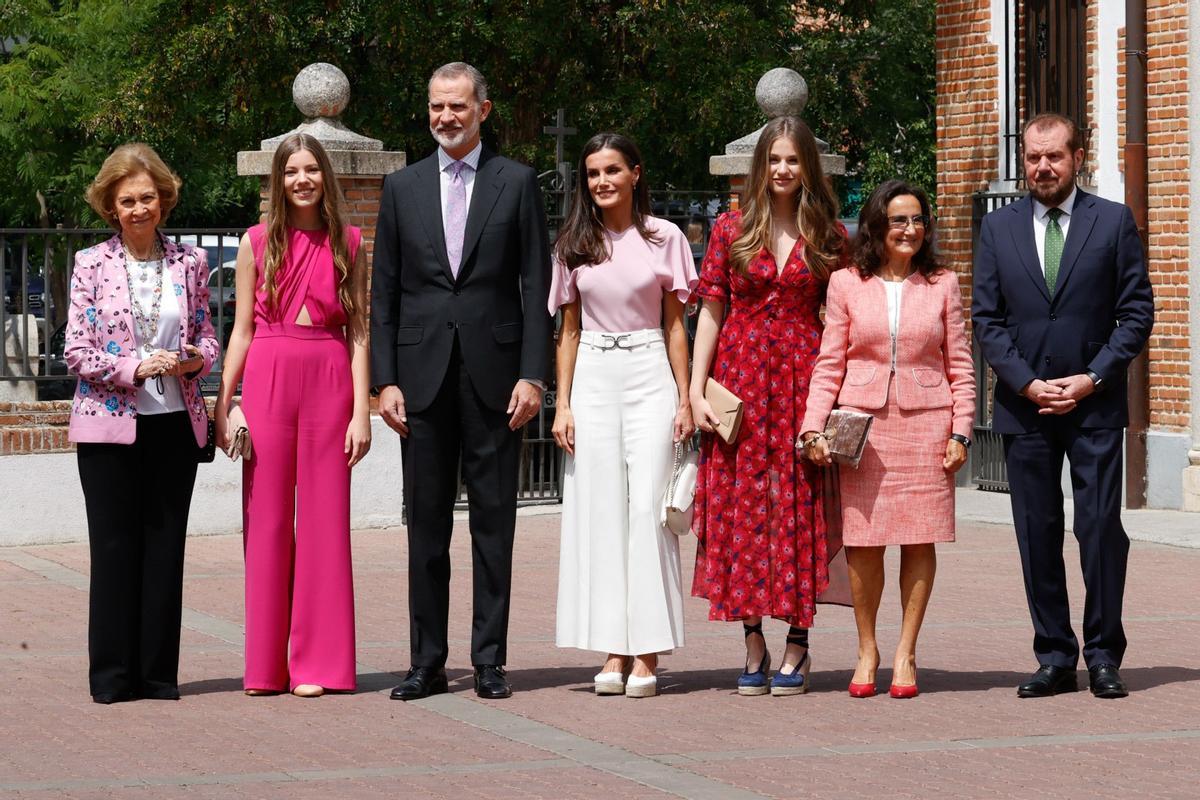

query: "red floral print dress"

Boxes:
[692, 210, 844, 627]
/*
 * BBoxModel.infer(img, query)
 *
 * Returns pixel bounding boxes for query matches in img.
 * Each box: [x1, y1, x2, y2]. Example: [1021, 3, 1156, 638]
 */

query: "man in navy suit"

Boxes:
[973, 113, 1154, 699]
[371, 62, 552, 701]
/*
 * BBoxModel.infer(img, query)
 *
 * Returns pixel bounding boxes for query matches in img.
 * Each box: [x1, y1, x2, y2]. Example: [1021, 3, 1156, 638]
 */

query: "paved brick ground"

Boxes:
[2, 508, 1198, 799]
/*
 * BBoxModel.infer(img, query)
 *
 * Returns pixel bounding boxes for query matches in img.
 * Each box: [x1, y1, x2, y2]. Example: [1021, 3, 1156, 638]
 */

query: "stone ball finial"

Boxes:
[293, 63, 350, 119]
[755, 68, 809, 119]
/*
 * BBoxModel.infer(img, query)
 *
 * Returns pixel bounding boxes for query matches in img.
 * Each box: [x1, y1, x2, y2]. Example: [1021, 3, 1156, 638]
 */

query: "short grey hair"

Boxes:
[429, 62, 489, 105]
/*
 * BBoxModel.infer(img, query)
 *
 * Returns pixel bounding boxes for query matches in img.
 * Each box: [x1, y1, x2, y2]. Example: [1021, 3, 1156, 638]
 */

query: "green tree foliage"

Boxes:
[0, 0, 934, 227]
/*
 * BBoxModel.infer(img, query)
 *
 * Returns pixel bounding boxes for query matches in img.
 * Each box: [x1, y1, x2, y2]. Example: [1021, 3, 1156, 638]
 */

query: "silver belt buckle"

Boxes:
[597, 334, 632, 351]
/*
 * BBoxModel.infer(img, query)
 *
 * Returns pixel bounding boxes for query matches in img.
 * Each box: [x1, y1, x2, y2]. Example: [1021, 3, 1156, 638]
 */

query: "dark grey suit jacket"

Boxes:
[370, 148, 553, 413]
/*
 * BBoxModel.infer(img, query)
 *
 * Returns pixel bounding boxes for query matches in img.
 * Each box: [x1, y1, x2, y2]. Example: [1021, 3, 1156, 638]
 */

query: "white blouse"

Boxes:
[882, 279, 904, 373]
[127, 258, 185, 414]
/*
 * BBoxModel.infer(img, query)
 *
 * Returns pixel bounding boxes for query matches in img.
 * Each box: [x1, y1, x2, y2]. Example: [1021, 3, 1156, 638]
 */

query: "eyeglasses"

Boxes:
[887, 214, 931, 230]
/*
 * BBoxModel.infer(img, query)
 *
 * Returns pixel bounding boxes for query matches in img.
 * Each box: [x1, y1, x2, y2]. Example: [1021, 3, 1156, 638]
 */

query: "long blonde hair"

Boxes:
[731, 116, 842, 281]
[262, 133, 356, 319]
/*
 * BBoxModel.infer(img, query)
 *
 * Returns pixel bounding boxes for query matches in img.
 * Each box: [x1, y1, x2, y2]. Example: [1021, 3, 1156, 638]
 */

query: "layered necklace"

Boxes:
[122, 237, 167, 354]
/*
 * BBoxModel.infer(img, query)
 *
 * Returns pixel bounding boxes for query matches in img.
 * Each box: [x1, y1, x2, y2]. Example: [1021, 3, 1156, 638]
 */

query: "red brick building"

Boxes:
[936, 0, 1197, 510]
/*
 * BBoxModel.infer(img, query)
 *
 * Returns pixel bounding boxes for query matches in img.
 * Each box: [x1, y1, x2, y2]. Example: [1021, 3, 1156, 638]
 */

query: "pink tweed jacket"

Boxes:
[64, 234, 220, 446]
[802, 267, 975, 439]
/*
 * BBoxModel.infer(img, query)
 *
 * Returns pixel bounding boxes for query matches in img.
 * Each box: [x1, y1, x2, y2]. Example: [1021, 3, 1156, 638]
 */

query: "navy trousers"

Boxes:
[1003, 425, 1128, 669]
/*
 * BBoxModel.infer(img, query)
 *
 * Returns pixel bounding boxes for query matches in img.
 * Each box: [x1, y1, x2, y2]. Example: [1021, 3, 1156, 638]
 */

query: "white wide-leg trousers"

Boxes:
[555, 329, 686, 655]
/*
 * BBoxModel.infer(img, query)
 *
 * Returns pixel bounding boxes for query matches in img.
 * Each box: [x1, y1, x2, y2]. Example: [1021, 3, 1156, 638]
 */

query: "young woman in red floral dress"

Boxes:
[690, 116, 848, 696]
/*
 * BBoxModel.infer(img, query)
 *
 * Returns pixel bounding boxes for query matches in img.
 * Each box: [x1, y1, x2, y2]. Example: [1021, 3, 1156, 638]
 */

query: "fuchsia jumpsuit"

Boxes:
[241, 223, 360, 692]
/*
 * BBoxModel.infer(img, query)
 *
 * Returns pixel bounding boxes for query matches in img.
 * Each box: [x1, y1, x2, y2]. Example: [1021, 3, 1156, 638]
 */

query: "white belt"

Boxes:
[578, 329, 663, 351]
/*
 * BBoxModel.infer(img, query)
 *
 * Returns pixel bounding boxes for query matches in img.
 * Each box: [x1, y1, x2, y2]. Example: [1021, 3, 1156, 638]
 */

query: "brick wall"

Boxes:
[1145, 0, 1190, 431]
[936, 0, 1191, 434]
[935, 0, 1000, 308]
[0, 402, 71, 454]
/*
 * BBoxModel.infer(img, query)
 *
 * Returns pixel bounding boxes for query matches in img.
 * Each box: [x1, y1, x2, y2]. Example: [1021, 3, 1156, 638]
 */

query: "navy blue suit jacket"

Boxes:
[971, 190, 1154, 434]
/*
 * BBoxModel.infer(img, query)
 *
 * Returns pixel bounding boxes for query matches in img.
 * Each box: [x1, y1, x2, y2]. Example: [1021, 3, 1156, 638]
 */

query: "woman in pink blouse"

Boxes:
[549, 133, 697, 698]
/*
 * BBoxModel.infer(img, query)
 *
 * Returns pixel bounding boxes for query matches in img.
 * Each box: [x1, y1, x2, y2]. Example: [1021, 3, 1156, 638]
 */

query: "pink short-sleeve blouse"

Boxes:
[548, 216, 698, 332]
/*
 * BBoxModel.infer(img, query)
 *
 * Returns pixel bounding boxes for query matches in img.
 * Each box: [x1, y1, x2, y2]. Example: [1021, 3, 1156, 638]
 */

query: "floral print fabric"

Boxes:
[691, 211, 844, 627]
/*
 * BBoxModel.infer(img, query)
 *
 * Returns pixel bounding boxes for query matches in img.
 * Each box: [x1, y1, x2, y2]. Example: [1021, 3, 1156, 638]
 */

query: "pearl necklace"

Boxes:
[123, 238, 166, 354]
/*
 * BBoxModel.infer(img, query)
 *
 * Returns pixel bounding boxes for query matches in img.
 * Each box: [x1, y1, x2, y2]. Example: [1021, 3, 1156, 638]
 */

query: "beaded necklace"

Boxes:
[122, 237, 166, 354]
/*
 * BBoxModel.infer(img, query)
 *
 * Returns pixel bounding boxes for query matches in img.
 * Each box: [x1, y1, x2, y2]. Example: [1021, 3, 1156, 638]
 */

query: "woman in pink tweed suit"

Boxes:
[801, 181, 974, 699]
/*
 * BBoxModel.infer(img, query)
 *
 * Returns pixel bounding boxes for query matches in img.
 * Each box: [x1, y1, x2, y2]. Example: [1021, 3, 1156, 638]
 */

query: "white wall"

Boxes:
[0, 416, 404, 546]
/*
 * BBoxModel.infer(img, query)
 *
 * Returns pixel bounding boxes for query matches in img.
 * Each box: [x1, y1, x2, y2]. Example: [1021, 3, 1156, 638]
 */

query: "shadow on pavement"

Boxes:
[501, 664, 1200, 696]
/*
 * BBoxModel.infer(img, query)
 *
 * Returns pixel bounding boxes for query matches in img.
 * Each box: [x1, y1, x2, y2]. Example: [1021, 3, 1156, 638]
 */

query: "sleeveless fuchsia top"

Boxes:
[247, 223, 361, 328]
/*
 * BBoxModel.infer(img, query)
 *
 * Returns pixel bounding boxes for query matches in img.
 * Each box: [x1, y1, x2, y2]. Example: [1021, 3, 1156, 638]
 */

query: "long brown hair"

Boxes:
[262, 133, 356, 318]
[554, 132, 661, 270]
[730, 116, 842, 281]
[852, 179, 942, 280]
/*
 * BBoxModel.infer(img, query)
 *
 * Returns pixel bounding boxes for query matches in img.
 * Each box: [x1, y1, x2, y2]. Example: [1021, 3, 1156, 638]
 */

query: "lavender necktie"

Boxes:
[445, 160, 468, 278]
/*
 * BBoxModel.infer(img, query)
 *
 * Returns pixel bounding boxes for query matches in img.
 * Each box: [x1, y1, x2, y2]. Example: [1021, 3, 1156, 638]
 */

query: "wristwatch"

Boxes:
[949, 433, 971, 449]
[1085, 370, 1104, 393]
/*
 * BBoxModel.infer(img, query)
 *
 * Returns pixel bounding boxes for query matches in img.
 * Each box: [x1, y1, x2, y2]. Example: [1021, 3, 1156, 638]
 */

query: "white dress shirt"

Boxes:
[435, 140, 545, 392]
[1032, 185, 1076, 275]
[437, 141, 482, 234]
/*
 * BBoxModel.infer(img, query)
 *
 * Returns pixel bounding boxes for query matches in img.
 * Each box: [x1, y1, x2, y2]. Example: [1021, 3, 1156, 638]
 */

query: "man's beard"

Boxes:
[1029, 169, 1076, 207]
[431, 122, 478, 151]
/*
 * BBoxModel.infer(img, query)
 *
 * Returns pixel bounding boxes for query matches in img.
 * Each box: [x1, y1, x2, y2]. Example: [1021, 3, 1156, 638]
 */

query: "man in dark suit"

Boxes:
[973, 113, 1154, 699]
[370, 62, 552, 700]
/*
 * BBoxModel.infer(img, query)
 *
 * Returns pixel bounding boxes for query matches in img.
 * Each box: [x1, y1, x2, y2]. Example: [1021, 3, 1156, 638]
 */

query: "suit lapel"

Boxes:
[412, 155, 454, 282]
[1049, 190, 1097, 302]
[457, 150, 505, 283]
[1004, 196, 1050, 303]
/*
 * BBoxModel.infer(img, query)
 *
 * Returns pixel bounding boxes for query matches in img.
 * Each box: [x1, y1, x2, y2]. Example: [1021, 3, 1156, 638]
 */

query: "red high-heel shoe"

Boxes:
[848, 681, 877, 698]
[889, 682, 919, 699]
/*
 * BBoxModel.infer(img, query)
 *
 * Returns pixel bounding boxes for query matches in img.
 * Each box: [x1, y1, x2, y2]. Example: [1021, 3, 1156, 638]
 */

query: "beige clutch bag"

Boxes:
[225, 404, 253, 462]
[704, 378, 744, 444]
[823, 409, 873, 468]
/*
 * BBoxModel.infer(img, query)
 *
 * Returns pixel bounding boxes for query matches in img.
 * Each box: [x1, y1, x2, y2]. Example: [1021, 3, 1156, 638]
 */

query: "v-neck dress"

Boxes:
[691, 210, 844, 627]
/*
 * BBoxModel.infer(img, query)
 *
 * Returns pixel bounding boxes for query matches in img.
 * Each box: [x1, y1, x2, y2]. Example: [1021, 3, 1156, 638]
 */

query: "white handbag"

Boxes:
[661, 441, 699, 536]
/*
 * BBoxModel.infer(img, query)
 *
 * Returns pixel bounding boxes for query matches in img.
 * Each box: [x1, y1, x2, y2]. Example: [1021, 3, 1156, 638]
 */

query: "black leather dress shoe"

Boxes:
[139, 685, 181, 700]
[390, 666, 448, 701]
[1017, 665, 1079, 698]
[474, 665, 512, 699]
[91, 691, 135, 705]
[1088, 664, 1129, 699]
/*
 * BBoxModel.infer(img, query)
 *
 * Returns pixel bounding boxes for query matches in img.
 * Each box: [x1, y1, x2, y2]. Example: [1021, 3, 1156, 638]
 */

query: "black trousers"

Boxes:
[402, 339, 521, 667]
[1003, 424, 1128, 670]
[77, 411, 198, 698]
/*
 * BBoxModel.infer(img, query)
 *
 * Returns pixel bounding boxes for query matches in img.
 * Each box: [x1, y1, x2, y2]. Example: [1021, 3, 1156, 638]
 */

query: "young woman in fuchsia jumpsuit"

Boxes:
[217, 133, 371, 698]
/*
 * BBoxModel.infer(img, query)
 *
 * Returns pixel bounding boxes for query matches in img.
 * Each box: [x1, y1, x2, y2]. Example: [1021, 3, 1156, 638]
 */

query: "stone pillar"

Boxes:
[1, 315, 40, 402]
[236, 63, 406, 260]
[1183, 0, 1200, 511]
[709, 68, 846, 206]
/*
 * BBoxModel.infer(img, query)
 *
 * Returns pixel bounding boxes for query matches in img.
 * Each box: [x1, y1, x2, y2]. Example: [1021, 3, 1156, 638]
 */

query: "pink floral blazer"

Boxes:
[64, 234, 220, 446]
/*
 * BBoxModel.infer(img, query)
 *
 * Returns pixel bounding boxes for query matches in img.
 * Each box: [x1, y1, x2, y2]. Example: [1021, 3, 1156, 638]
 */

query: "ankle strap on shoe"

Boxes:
[786, 626, 809, 648]
[743, 621, 764, 637]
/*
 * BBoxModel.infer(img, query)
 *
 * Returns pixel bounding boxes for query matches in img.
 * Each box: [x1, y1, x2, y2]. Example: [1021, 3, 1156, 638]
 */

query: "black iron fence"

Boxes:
[969, 190, 1025, 492]
[1, 227, 244, 399]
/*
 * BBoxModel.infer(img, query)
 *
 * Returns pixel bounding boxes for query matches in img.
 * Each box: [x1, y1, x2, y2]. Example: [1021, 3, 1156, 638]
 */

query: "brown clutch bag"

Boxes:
[704, 378, 744, 444]
[823, 409, 873, 468]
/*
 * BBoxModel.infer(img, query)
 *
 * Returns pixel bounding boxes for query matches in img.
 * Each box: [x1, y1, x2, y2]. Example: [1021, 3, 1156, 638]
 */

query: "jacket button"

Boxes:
[1049, 314, 1056, 321]
[446, 321, 454, 329]
[1045, 357, 1052, 364]
[453, 288, 461, 296]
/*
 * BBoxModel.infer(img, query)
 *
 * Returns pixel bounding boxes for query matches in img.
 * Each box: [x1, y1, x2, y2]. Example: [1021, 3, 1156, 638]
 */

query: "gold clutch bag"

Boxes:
[704, 378, 744, 444]
[823, 409, 873, 468]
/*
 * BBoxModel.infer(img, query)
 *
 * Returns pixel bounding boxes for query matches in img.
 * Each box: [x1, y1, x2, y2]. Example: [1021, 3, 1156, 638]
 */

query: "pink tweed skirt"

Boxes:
[836, 380, 956, 547]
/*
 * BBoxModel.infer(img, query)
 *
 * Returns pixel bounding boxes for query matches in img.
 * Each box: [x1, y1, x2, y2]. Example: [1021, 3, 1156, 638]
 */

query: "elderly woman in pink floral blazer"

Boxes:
[65, 143, 219, 704]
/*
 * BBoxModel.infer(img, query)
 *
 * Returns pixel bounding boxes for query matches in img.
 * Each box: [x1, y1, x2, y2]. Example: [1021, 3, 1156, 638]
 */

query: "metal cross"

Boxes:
[543, 109, 577, 167]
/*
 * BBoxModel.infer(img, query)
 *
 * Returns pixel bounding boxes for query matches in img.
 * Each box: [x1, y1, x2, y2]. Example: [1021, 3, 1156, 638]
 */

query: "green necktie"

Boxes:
[1044, 207, 1064, 294]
